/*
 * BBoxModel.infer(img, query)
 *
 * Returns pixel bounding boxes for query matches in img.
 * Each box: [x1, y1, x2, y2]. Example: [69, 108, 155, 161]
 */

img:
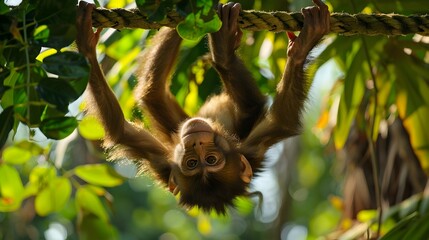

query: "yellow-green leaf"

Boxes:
[85, 185, 106, 196]
[234, 197, 254, 216]
[0, 164, 24, 211]
[35, 177, 72, 216]
[78, 115, 105, 140]
[2, 145, 32, 164]
[395, 57, 429, 174]
[334, 42, 366, 149]
[76, 187, 108, 222]
[379, 213, 418, 240]
[356, 209, 377, 223]
[24, 165, 56, 198]
[334, 91, 360, 149]
[400, 106, 429, 174]
[74, 164, 124, 187]
[197, 215, 212, 236]
[184, 81, 199, 115]
[29, 165, 56, 184]
[15, 140, 44, 155]
[177, 12, 221, 41]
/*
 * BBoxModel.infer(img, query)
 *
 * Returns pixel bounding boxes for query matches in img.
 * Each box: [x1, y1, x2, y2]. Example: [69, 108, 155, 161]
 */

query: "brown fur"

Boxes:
[77, 1, 330, 214]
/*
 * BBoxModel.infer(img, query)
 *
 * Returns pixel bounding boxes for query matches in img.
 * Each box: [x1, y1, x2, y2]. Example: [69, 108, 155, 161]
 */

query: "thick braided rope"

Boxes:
[92, 7, 429, 36]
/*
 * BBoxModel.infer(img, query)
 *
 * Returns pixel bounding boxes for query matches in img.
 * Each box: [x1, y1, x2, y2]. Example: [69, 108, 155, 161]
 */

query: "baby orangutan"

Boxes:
[76, 0, 330, 213]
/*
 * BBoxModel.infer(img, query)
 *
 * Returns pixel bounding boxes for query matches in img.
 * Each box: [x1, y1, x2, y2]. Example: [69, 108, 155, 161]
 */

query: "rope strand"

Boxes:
[92, 7, 429, 36]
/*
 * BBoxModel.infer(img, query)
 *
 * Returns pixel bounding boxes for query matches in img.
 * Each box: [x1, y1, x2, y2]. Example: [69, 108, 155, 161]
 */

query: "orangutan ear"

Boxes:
[240, 155, 253, 183]
[168, 173, 180, 196]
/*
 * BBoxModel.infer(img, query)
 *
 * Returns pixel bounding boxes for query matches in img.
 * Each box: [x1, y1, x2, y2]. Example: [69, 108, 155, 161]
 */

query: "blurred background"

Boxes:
[1, 0, 428, 239]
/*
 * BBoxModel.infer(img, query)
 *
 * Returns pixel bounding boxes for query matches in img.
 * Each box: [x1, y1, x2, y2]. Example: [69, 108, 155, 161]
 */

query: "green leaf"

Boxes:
[315, 36, 383, 146]
[233, 196, 254, 216]
[0, 69, 27, 108]
[402, 212, 429, 240]
[0, 1, 9, 14]
[2, 145, 32, 165]
[196, 0, 215, 17]
[37, 25, 76, 49]
[74, 164, 124, 187]
[85, 185, 106, 196]
[334, 79, 362, 150]
[10, 65, 50, 126]
[0, 67, 11, 98]
[356, 209, 378, 223]
[35, 177, 72, 216]
[307, 36, 353, 80]
[393, 50, 429, 174]
[15, 140, 44, 155]
[370, 72, 394, 141]
[2, 67, 48, 127]
[2, 43, 41, 67]
[23, 183, 39, 198]
[380, 213, 418, 240]
[2, 66, 46, 127]
[29, 165, 56, 184]
[333, 40, 367, 149]
[34, 0, 77, 49]
[24, 165, 56, 197]
[76, 187, 109, 222]
[42, 51, 89, 79]
[45, 50, 90, 96]
[105, 32, 142, 59]
[0, 107, 14, 149]
[197, 215, 212, 235]
[68, 75, 89, 97]
[177, 12, 221, 41]
[136, 0, 175, 22]
[26, 91, 45, 127]
[342, 42, 366, 110]
[183, 81, 199, 115]
[78, 214, 118, 240]
[40, 105, 69, 122]
[399, 106, 429, 174]
[39, 116, 78, 139]
[0, 164, 24, 212]
[37, 77, 79, 112]
[78, 116, 105, 140]
[395, 67, 427, 117]
[33, 25, 50, 45]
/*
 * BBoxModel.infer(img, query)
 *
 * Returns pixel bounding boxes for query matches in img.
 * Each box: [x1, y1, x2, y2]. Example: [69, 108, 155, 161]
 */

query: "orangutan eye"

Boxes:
[205, 155, 218, 165]
[186, 159, 198, 169]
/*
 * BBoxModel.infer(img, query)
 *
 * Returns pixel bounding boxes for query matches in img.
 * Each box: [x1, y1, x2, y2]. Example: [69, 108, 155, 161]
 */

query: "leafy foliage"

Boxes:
[136, 0, 222, 40]
[0, 147, 125, 238]
[0, 107, 13, 147]
[74, 164, 124, 187]
[308, 1, 429, 238]
[0, 0, 88, 145]
[78, 115, 106, 140]
[311, 34, 429, 172]
[0, 0, 428, 239]
[0, 164, 24, 212]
